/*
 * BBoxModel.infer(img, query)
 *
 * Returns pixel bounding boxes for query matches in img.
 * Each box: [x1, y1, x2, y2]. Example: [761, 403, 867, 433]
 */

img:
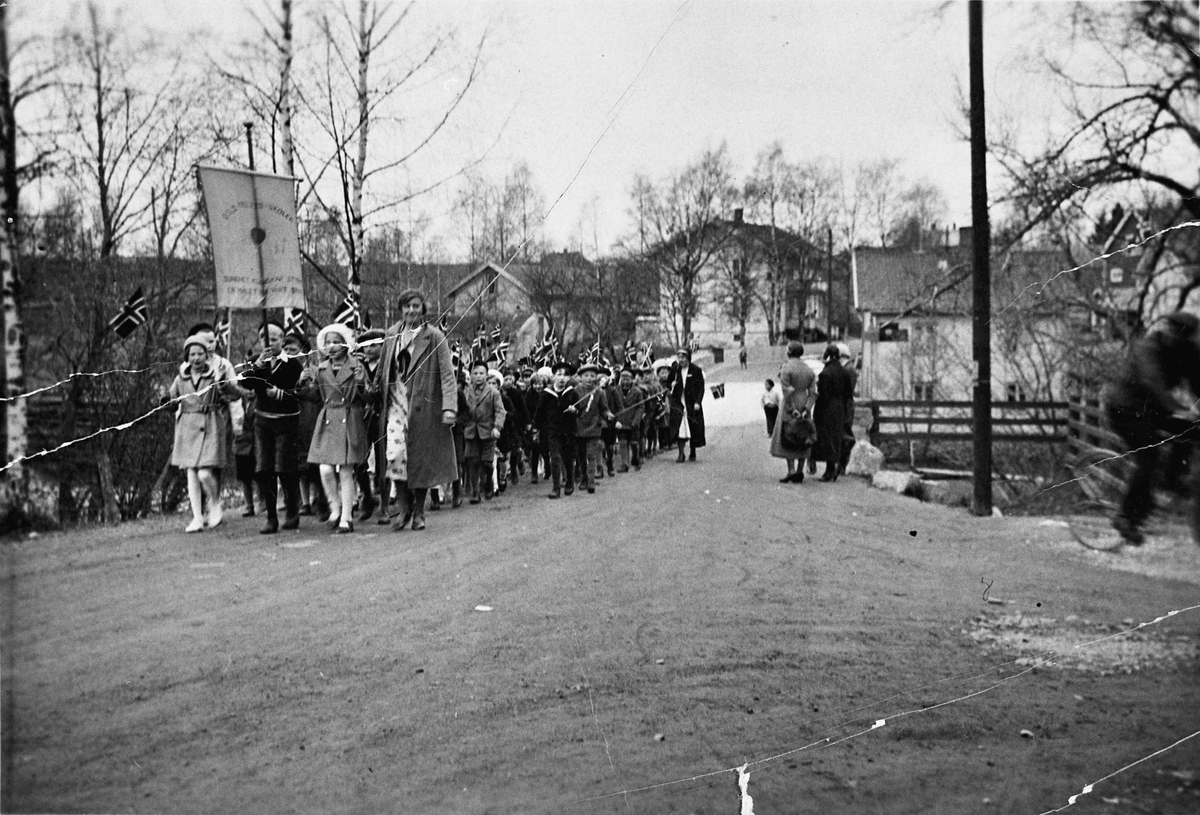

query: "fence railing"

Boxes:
[867, 400, 1070, 446]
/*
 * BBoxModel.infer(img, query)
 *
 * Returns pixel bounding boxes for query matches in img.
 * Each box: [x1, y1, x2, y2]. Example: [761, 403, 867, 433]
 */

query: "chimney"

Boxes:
[733, 208, 744, 225]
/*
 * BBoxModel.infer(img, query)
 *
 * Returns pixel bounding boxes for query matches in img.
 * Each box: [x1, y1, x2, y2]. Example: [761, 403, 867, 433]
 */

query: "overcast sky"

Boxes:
[29, 0, 1069, 256]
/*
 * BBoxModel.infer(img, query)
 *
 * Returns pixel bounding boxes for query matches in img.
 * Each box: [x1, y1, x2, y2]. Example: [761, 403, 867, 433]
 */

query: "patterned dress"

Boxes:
[384, 328, 418, 482]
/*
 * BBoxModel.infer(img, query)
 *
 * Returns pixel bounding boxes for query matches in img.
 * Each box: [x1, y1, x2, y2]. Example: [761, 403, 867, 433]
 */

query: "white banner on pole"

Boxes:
[197, 165, 305, 310]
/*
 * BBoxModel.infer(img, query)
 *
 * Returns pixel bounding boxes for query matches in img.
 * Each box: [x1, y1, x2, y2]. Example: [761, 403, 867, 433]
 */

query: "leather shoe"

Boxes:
[259, 521, 279, 535]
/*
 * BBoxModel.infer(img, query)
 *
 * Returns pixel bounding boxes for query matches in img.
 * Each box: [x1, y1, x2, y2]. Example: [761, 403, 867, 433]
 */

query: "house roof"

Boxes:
[855, 246, 1103, 317]
[443, 261, 533, 300]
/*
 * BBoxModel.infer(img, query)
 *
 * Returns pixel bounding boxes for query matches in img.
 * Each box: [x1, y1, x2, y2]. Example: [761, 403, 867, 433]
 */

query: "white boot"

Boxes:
[186, 470, 205, 532]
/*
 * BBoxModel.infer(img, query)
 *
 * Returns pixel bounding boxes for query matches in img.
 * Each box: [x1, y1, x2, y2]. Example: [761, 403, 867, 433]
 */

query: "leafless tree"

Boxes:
[628, 144, 737, 347]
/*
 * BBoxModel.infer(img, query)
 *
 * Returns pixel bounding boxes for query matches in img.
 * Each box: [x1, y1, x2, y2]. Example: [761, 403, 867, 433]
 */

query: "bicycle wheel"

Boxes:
[1066, 515, 1127, 552]
[1066, 444, 1130, 511]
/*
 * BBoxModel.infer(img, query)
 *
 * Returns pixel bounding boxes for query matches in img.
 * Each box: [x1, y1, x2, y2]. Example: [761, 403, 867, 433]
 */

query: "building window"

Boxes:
[1006, 382, 1027, 402]
[914, 381, 935, 401]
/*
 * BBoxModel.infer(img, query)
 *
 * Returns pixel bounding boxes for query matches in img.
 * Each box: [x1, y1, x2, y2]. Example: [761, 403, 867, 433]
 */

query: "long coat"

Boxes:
[769, 357, 816, 459]
[306, 358, 369, 466]
[813, 358, 853, 462]
[377, 321, 459, 489]
[169, 361, 235, 469]
[669, 362, 706, 447]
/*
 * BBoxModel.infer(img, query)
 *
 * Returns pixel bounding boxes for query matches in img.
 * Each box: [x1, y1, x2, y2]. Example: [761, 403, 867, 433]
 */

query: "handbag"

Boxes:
[781, 408, 816, 450]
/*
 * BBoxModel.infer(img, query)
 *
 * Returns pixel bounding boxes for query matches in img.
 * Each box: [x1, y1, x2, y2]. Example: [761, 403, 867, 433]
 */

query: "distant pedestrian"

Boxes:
[761, 378, 781, 435]
[739, 345, 748, 369]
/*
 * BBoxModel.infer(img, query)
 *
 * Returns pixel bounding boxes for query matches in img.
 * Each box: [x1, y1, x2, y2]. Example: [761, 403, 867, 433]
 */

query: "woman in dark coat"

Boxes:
[668, 348, 706, 462]
[377, 289, 459, 531]
[813, 343, 853, 482]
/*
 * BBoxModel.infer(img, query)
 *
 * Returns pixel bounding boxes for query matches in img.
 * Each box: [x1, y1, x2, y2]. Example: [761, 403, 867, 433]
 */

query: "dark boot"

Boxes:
[240, 480, 256, 516]
[468, 461, 482, 504]
[280, 474, 301, 529]
[451, 478, 463, 508]
[819, 463, 838, 482]
[410, 488, 427, 530]
[428, 487, 442, 511]
[355, 465, 377, 522]
[391, 481, 413, 530]
[483, 466, 494, 500]
[676, 440, 686, 463]
[688, 446, 697, 462]
[257, 474, 279, 534]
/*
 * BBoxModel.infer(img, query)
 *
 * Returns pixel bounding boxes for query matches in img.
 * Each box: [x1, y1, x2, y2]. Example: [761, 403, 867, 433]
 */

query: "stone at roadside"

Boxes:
[872, 470, 924, 497]
[844, 441, 885, 477]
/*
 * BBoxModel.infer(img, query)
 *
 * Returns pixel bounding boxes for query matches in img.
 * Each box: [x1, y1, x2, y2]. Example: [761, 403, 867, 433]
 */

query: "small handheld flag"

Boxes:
[283, 307, 306, 338]
[108, 287, 148, 338]
[333, 293, 361, 330]
[710, 383, 726, 399]
[214, 310, 232, 354]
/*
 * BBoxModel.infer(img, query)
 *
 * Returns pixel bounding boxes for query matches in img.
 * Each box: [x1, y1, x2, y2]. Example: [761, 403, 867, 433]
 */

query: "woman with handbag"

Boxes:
[769, 340, 816, 483]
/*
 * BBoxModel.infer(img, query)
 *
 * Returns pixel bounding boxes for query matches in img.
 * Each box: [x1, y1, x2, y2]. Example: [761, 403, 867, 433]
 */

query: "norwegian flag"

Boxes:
[623, 339, 637, 366]
[470, 335, 483, 360]
[490, 323, 503, 344]
[636, 342, 653, 368]
[451, 340, 465, 377]
[333, 292, 361, 330]
[107, 287, 148, 338]
[214, 310, 232, 354]
[586, 340, 601, 363]
[490, 340, 510, 366]
[283, 307, 306, 338]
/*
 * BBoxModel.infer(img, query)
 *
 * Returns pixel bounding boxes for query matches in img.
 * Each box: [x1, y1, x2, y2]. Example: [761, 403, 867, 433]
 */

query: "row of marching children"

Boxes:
[167, 288, 705, 536]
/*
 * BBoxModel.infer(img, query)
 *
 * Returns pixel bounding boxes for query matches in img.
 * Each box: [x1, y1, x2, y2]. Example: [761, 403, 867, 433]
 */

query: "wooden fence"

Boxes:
[867, 400, 1070, 446]
[1063, 385, 1131, 505]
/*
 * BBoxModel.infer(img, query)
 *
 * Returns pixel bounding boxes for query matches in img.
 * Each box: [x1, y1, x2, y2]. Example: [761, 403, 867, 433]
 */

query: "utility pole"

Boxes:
[969, 0, 993, 516]
[827, 226, 834, 340]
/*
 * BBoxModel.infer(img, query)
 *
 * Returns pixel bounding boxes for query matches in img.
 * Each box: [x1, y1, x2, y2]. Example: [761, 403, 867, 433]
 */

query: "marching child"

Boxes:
[535, 362, 579, 498]
[461, 360, 506, 504]
[304, 323, 369, 533]
[613, 366, 646, 472]
[572, 362, 614, 495]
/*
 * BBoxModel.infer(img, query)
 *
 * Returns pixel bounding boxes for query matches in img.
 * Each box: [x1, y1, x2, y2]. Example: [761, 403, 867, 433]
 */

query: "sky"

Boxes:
[26, 0, 1069, 257]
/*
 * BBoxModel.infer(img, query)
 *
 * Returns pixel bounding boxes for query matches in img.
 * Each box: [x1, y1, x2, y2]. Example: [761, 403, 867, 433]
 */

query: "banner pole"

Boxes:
[243, 122, 269, 330]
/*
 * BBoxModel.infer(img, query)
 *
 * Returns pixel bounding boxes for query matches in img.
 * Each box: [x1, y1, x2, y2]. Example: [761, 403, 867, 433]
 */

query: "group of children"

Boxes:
[171, 318, 689, 535]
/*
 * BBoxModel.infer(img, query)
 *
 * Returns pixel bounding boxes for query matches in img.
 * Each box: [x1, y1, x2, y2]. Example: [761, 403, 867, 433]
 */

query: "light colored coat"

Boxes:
[169, 361, 235, 469]
[378, 321, 458, 488]
[770, 357, 816, 459]
[306, 357, 369, 466]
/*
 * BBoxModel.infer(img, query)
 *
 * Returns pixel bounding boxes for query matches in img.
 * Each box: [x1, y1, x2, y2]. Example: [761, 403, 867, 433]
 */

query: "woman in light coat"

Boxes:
[769, 341, 816, 483]
[376, 289, 459, 531]
[170, 335, 242, 532]
[305, 323, 369, 533]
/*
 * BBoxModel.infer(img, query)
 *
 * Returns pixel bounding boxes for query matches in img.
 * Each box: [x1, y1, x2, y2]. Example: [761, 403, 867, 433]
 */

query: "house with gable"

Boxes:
[654, 209, 852, 351]
[854, 227, 1105, 402]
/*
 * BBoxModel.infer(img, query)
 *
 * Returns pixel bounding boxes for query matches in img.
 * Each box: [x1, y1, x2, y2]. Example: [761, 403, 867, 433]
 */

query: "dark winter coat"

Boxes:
[669, 362, 706, 448]
[813, 358, 853, 462]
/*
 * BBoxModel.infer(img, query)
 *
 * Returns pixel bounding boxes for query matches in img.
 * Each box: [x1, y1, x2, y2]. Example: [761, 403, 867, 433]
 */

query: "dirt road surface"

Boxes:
[4, 357, 1200, 814]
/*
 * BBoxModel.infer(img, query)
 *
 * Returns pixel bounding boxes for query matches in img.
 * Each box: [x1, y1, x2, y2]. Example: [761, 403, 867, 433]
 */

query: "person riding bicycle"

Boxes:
[1103, 310, 1200, 545]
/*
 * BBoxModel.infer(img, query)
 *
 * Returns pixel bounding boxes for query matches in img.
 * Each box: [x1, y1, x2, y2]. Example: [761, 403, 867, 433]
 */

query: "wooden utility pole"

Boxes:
[969, 0, 993, 516]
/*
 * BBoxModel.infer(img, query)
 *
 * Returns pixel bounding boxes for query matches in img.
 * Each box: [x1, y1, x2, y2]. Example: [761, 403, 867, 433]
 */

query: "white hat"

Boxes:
[836, 342, 852, 359]
[316, 323, 356, 353]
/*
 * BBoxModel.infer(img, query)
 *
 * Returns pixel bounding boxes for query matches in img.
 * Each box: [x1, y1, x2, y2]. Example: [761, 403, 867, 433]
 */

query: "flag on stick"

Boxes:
[283, 307, 306, 338]
[333, 292, 361, 330]
[214, 309, 232, 354]
[710, 383, 726, 399]
[490, 323, 503, 344]
[108, 287, 148, 338]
